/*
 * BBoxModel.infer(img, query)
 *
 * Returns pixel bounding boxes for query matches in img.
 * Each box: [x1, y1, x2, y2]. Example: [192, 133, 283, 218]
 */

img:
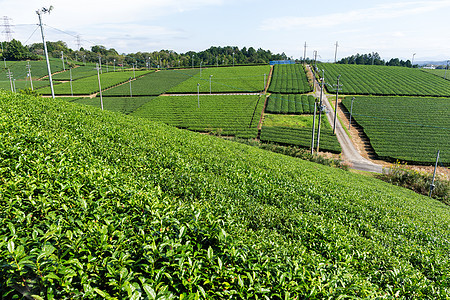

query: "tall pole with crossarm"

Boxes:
[36, 7, 55, 99]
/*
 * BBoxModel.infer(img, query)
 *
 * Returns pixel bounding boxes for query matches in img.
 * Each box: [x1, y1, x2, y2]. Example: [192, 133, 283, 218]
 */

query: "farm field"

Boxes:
[0, 58, 65, 80]
[37, 70, 150, 95]
[318, 63, 450, 96]
[267, 64, 312, 94]
[103, 69, 199, 96]
[0, 79, 54, 91]
[1, 90, 449, 298]
[422, 68, 450, 80]
[265, 94, 316, 114]
[167, 65, 270, 93]
[342, 96, 450, 164]
[260, 114, 341, 153]
[52, 65, 101, 81]
[131, 94, 263, 138]
[74, 96, 156, 114]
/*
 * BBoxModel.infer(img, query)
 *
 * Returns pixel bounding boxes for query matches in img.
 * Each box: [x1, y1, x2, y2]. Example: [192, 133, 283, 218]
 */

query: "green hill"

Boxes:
[0, 90, 449, 299]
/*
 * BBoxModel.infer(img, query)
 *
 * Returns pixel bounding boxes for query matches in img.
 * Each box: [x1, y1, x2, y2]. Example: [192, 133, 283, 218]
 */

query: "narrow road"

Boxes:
[308, 65, 383, 173]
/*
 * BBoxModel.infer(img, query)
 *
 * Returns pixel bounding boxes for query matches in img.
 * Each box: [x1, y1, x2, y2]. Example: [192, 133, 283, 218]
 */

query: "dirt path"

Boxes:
[308, 65, 383, 173]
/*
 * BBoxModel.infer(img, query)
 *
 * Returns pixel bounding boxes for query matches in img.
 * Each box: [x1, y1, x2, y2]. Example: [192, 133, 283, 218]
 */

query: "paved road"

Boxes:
[308, 66, 383, 173]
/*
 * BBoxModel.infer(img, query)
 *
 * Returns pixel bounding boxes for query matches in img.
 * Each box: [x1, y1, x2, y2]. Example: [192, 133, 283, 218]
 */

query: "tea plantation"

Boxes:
[1, 90, 449, 299]
[342, 96, 450, 165]
[167, 65, 270, 93]
[318, 63, 450, 96]
[130, 94, 263, 138]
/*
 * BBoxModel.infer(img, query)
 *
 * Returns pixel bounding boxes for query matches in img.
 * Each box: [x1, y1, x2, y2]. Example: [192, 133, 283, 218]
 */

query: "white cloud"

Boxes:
[260, 0, 450, 30]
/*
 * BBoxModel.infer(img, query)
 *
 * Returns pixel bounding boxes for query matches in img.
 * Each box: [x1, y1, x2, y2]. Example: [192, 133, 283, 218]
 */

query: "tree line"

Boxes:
[337, 52, 418, 68]
[0, 40, 288, 68]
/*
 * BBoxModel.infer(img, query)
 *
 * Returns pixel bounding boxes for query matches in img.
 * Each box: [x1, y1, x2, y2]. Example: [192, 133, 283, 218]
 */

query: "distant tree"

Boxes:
[3, 39, 36, 60]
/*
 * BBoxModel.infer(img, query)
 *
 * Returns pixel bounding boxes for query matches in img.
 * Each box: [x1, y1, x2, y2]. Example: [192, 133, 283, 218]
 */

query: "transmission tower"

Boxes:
[76, 34, 81, 50]
[2, 16, 14, 42]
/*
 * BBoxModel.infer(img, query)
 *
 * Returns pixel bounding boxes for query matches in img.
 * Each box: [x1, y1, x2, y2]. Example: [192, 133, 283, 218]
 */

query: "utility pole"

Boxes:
[36, 7, 55, 99]
[333, 75, 342, 134]
[429, 150, 440, 197]
[316, 70, 325, 152]
[96, 63, 103, 110]
[27, 62, 33, 90]
[7, 69, 13, 92]
[411, 53, 416, 67]
[334, 41, 339, 63]
[233, 52, 235, 67]
[445, 60, 449, 80]
[264, 73, 266, 91]
[311, 101, 317, 154]
[129, 77, 132, 97]
[209, 75, 213, 94]
[303, 42, 307, 65]
[197, 83, 200, 108]
[98, 55, 102, 74]
[192, 55, 194, 69]
[313, 50, 318, 70]
[69, 68, 73, 96]
[114, 59, 116, 72]
[348, 97, 355, 130]
[61, 51, 65, 71]
[132, 63, 135, 78]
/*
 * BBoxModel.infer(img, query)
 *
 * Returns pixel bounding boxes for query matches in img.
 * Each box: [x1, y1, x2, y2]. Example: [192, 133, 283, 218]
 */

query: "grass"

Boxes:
[263, 113, 326, 128]
[1, 90, 450, 298]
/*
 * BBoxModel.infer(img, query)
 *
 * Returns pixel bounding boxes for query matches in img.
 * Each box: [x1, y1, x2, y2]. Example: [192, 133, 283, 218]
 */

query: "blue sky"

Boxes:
[2, 0, 450, 61]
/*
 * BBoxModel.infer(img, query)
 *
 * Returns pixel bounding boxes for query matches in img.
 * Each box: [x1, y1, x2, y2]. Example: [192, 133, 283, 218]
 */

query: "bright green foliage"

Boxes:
[103, 69, 199, 96]
[266, 94, 316, 114]
[131, 94, 263, 138]
[52, 65, 101, 81]
[74, 96, 156, 114]
[342, 96, 450, 164]
[0, 58, 64, 80]
[268, 64, 312, 94]
[318, 63, 450, 96]
[167, 65, 270, 93]
[1, 90, 450, 298]
[37, 71, 150, 95]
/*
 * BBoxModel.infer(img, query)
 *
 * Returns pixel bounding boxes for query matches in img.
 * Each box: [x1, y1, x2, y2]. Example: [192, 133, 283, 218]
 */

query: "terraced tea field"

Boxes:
[37, 70, 150, 95]
[268, 64, 312, 94]
[265, 94, 316, 114]
[167, 65, 270, 93]
[73, 96, 156, 114]
[0, 58, 65, 80]
[52, 64, 101, 81]
[318, 63, 450, 96]
[131, 94, 263, 138]
[103, 69, 199, 96]
[342, 96, 450, 164]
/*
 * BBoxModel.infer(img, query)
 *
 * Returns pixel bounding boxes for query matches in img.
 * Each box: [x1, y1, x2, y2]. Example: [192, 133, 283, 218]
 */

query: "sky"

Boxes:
[1, 0, 450, 62]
